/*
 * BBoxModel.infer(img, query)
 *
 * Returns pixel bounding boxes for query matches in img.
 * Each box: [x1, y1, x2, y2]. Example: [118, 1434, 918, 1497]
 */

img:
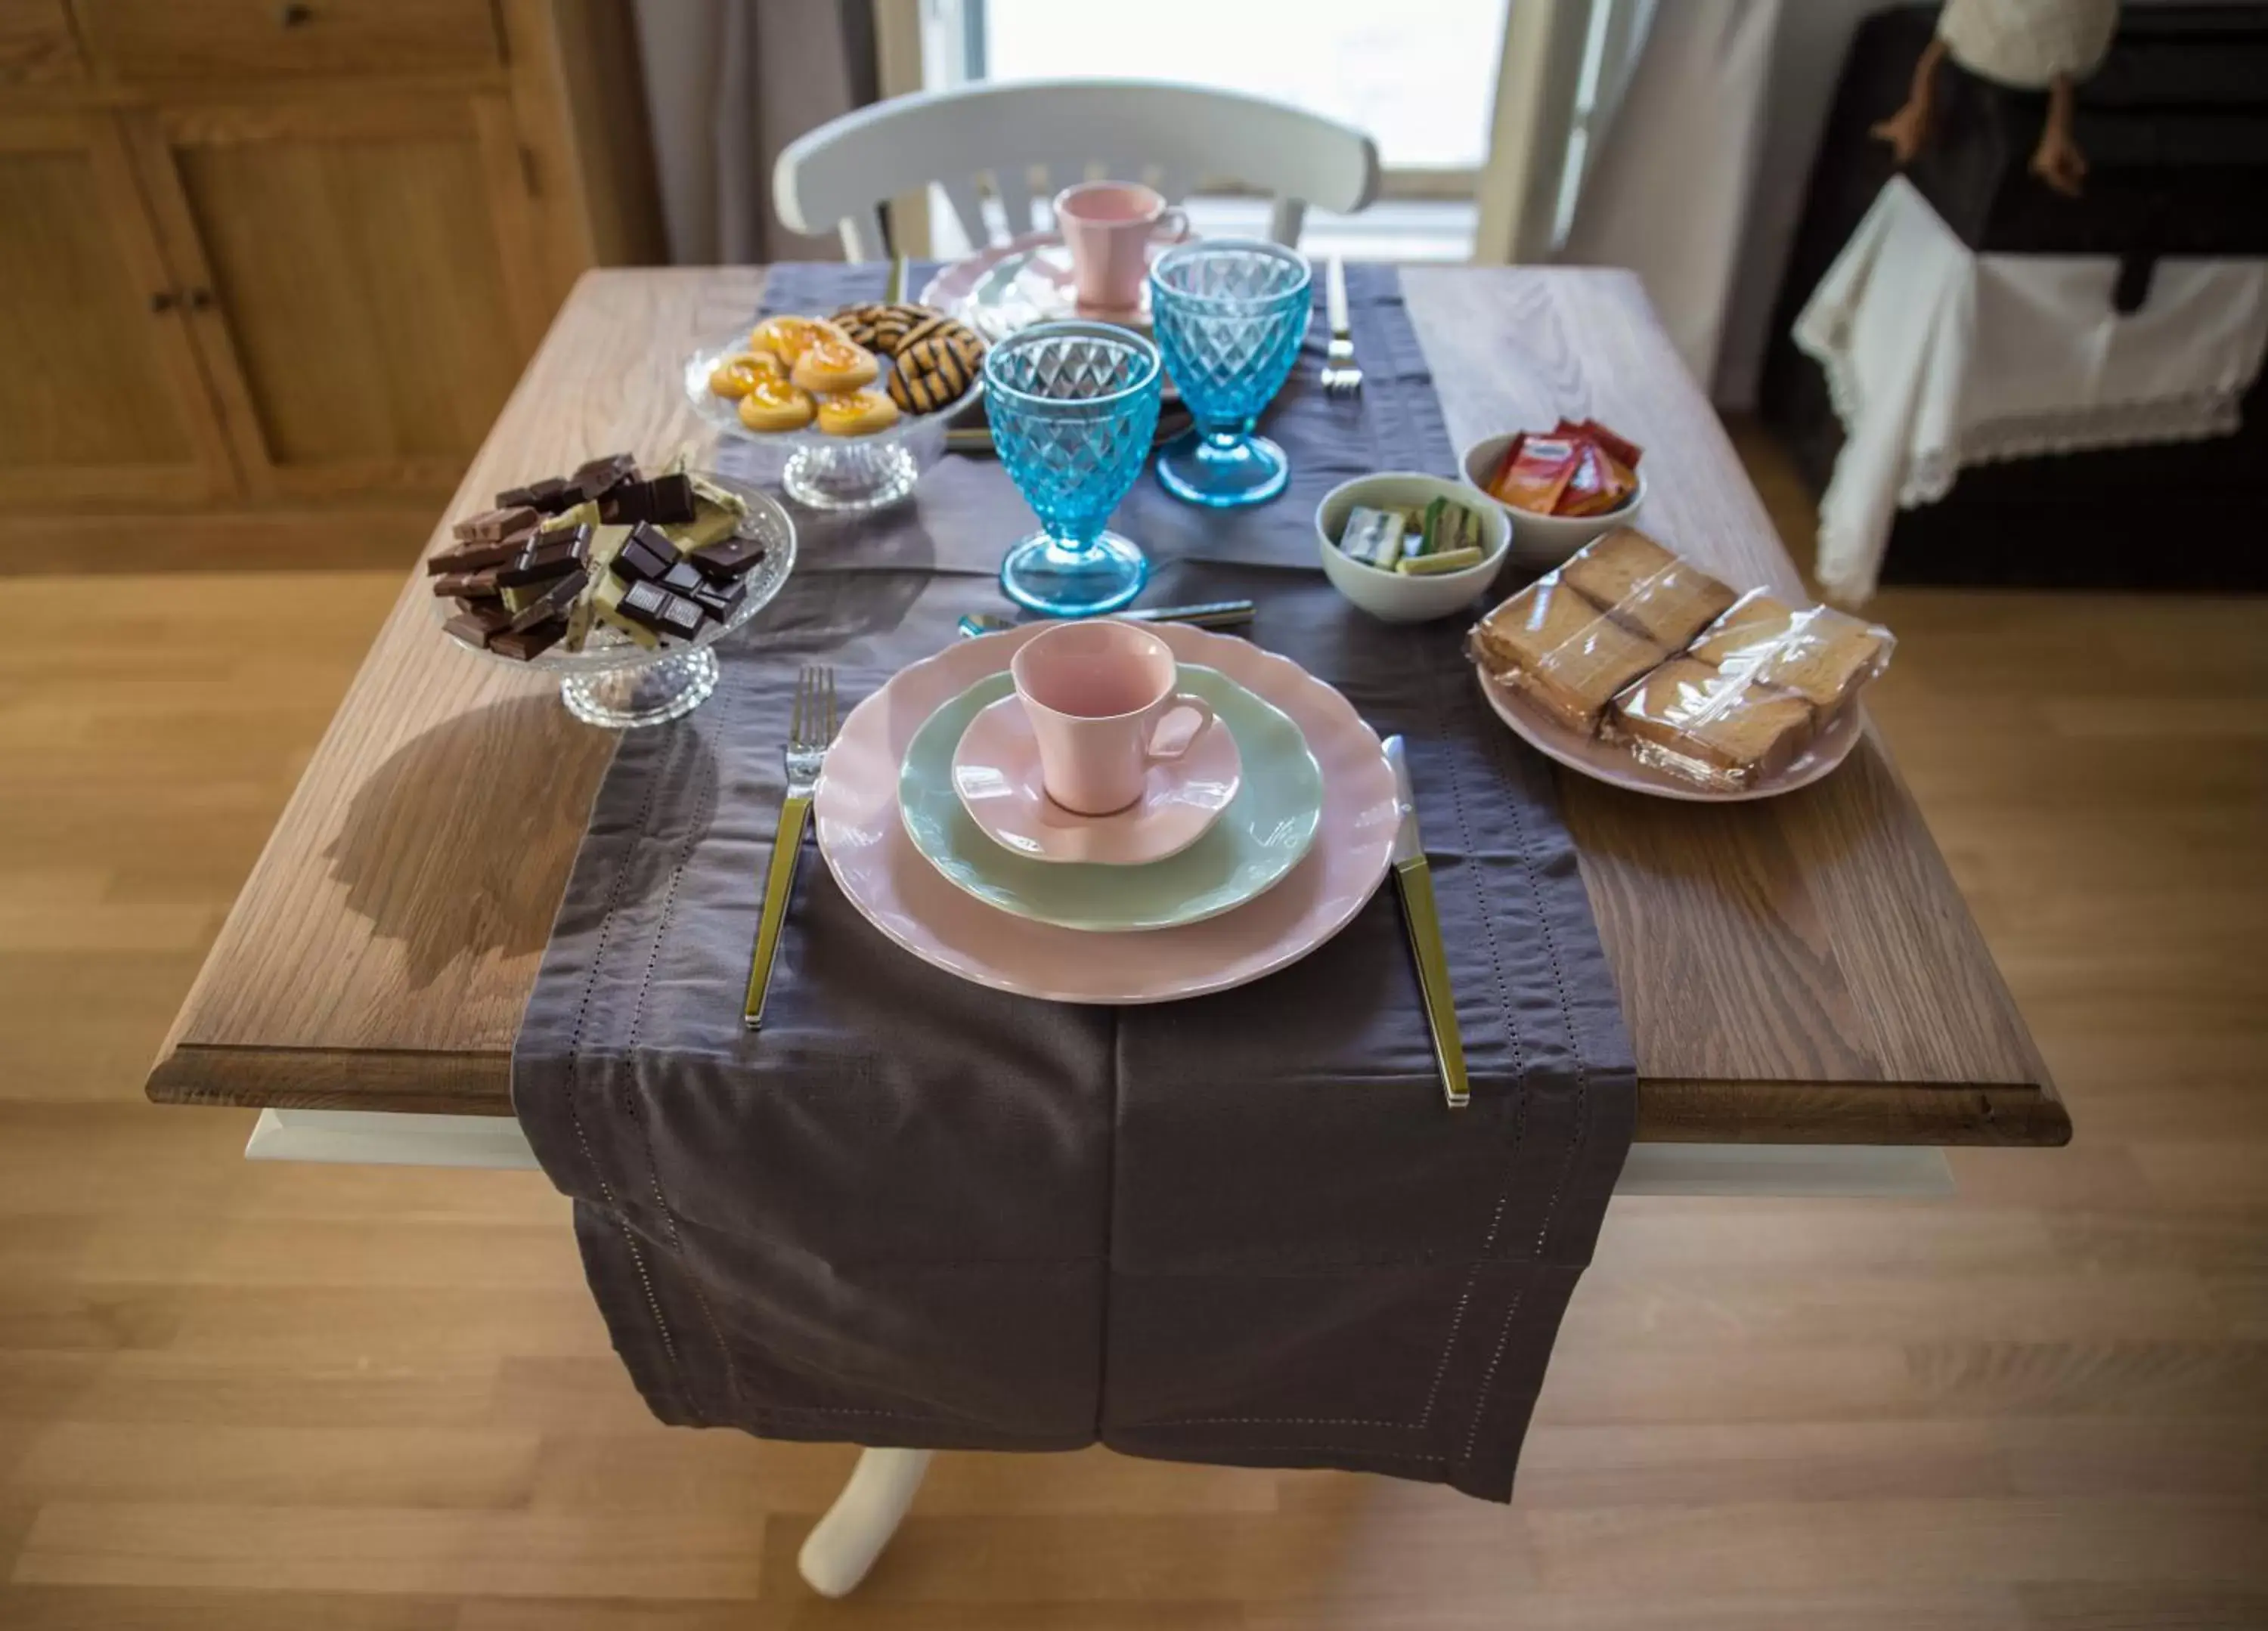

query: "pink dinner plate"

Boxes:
[921, 232, 1175, 341]
[952, 692, 1241, 865]
[1473, 661, 1865, 803]
[815, 624, 1399, 1004]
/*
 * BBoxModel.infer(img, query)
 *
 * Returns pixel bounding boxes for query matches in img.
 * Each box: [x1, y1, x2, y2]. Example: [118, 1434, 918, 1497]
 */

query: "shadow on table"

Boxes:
[321, 689, 630, 989]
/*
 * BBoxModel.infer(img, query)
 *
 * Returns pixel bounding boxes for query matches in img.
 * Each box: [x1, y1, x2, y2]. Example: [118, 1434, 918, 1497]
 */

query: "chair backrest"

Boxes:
[774, 78, 1381, 260]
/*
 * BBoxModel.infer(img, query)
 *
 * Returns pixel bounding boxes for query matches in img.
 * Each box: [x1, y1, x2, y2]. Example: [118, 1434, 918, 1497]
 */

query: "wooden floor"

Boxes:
[2, 448, 2265, 1626]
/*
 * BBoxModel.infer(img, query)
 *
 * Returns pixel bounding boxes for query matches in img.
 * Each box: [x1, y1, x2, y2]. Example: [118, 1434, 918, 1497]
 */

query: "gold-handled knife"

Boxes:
[1383, 735, 1470, 1109]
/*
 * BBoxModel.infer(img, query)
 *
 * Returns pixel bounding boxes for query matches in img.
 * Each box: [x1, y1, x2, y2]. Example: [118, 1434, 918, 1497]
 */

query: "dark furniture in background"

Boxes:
[1759, 4, 2268, 591]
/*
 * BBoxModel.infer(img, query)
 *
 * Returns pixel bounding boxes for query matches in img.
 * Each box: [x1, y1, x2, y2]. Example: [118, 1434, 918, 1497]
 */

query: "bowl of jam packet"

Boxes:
[1461, 417, 1648, 571]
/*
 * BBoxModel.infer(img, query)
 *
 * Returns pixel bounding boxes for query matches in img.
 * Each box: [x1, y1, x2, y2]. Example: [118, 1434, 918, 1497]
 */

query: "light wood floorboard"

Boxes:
[2, 437, 2263, 1626]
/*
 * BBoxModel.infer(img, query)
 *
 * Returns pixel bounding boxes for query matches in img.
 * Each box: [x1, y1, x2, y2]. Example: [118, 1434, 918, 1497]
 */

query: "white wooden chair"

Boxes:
[773, 78, 1380, 258]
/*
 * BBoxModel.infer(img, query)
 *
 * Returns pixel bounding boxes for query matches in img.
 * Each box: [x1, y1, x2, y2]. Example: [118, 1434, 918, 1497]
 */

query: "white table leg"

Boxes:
[797, 1447, 934, 1597]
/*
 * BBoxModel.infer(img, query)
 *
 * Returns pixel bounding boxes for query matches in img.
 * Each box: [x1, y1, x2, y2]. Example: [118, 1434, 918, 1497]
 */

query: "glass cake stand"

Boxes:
[683, 338, 983, 512]
[441, 471, 797, 729]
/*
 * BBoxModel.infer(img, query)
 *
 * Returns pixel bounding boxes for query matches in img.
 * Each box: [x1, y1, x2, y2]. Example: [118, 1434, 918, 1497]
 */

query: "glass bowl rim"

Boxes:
[981, 320, 1163, 413]
[1148, 237, 1314, 306]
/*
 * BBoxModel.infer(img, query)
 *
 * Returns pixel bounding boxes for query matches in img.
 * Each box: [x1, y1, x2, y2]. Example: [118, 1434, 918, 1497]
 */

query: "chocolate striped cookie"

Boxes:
[888, 331, 981, 414]
[829, 302, 934, 354]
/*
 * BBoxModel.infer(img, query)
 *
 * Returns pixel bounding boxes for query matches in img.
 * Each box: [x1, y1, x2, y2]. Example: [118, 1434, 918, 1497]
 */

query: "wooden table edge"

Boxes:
[148, 1042, 2070, 1147]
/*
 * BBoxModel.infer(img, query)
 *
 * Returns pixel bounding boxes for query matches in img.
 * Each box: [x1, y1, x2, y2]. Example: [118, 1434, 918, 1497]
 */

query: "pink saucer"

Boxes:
[953, 695, 1241, 865]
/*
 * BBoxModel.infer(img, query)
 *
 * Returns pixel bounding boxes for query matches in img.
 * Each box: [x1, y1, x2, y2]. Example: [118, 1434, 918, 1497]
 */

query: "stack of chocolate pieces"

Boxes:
[432, 454, 771, 661]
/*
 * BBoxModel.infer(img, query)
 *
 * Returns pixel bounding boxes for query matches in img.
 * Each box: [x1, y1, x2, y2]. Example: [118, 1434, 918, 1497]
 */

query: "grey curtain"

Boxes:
[633, 0, 879, 263]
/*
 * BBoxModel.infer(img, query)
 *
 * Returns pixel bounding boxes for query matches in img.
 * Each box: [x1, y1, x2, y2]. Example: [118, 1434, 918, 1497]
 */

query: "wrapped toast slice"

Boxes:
[1688, 590, 1895, 719]
[1561, 527, 1737, 648]
[1607, 658, 1814, 790]
[1471, 579, 1666, 735]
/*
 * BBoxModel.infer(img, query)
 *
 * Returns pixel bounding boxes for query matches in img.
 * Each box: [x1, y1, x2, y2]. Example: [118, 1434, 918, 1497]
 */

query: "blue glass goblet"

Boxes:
[1148, 239, 1313, 508]
[984, 321, 1165, 618]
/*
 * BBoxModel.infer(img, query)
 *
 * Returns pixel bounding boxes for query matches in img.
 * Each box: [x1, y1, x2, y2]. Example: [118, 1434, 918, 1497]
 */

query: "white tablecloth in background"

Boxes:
[1793, 175, 2268, 602]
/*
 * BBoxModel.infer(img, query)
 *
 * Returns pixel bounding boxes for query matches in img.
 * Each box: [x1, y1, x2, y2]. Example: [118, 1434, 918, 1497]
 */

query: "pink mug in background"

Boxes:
[1009, 621, 1216, 816]
[1054, 181, 1190, 313]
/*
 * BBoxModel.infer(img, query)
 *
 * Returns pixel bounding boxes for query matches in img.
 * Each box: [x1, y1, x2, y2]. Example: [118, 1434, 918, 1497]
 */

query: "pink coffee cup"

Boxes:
[1009, 620, 1216, 816]
[1054, 180, 1190, 313]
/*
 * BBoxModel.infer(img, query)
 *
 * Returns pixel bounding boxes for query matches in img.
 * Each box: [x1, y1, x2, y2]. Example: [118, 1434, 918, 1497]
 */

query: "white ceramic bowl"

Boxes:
[1315, 472, 1513, 624]
[1460, 432, 1647, 572]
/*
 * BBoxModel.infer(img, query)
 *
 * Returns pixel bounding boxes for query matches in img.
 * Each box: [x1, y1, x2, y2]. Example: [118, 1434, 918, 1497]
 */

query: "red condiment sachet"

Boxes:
[1492, 419, 1644, 516]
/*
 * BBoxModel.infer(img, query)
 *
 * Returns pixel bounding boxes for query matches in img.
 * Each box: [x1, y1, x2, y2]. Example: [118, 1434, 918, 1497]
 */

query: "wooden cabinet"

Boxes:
[0, 0, 658, 560]
[0, 110, 235, 506]
[128, 96, 535, 500]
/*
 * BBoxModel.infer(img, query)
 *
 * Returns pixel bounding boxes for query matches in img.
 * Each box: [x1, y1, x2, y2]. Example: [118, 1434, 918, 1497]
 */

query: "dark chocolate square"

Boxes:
[612, 522, 677, 583]
[640, 473, 698, 525]
[688, 536, 764, 580]
[658, 560, 705, 597]
[617, 580, 704, 640]
[572, 453, 639, 501]
[507, 566, 588, 631]
[599, 475, 697, 526]
[689, 578, 745, 621]
[495, 531, 589, 587]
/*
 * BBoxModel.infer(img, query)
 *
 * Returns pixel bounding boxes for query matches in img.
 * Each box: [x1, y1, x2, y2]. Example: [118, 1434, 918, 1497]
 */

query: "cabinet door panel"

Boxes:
[133, 98, 529, 501]
[0, 113, 234, 506]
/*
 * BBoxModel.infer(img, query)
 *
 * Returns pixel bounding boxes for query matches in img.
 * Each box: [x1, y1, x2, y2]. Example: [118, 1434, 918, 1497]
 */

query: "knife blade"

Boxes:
[956, 600, 1254, 639]
[1384, 735, 1470, 1110]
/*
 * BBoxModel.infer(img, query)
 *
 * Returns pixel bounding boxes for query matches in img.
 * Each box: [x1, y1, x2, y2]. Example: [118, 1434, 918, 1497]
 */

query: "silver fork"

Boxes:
[1319, 255, 1362, 397]
[743, 664, 838, 1030]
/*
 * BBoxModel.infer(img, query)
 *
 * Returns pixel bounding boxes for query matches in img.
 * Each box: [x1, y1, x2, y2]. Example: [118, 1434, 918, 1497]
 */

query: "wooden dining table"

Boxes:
[145, 262, 2067, 1167]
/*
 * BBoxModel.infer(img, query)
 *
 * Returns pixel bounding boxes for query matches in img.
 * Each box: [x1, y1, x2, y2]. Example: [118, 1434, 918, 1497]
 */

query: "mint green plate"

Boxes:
[899, 664, 1322, 932]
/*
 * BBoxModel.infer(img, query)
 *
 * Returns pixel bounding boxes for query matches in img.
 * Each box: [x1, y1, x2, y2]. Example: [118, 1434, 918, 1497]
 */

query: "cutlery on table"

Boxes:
[946, 404, 1192, 458]
[956, 599, 1255, 639]
[1320, 255, 1362, 398]
[744, 664, 838, 1031]
[1383, 735, 1468, 1109]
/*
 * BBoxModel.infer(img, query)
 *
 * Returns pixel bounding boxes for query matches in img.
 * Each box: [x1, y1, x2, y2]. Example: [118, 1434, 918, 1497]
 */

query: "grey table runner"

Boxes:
[513, 262, 1635, 1501]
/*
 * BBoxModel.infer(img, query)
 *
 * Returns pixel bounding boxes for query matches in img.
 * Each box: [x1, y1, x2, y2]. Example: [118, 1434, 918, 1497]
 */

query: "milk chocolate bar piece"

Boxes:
[444, 611, 500, 649]
[507, 566, 589, 632]
[489, 619, 568, 661]
[571, 453, 640, 503]
[688, 535, 764, 580]
[497, 476, 576, 514]
[612, 523, 677, 583]
[426, 528, 533, 575]
[617, 579, 705, 639]
[537, 521, 593, 559]
[452, 504, 540, 544]
[600, 474, 697, 525]
[432, 568, 503, 599]
[442, 596, 515, 648]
